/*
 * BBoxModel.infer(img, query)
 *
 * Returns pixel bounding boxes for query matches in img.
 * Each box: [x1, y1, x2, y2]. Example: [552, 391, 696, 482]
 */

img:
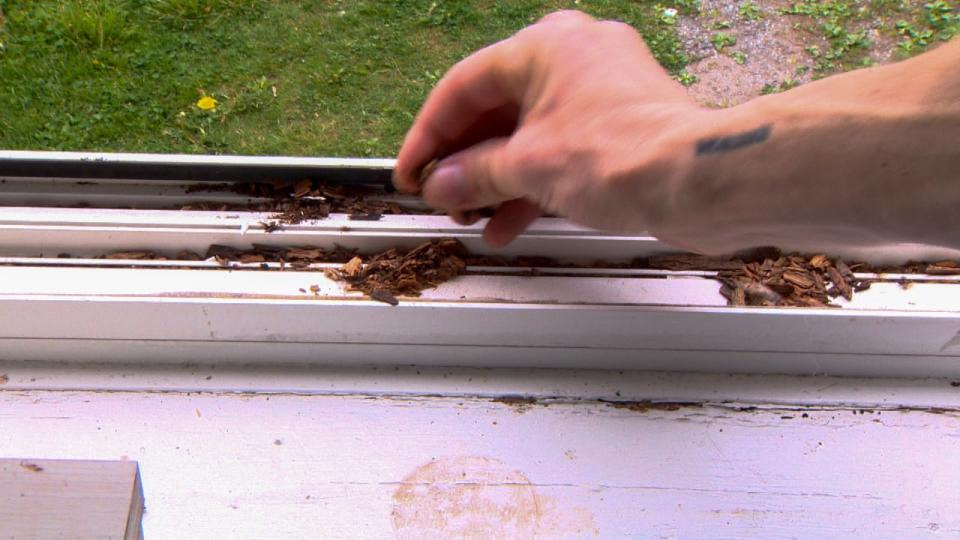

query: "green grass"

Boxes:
[0, 0, 692, 157]
[709, 30, 737, 50]
[738, 2, 763, 22]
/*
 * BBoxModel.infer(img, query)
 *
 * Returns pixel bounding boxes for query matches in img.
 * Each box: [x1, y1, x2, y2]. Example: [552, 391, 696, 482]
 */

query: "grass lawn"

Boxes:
[0, 0, 696, 157]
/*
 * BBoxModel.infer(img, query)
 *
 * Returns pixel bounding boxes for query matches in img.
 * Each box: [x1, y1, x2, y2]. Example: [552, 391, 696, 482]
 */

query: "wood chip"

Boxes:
[176, 250, 203, 261]
[239, 254, 266, 264]
[926, 261, 960, 275]
[103, 251, 163, 260]
[348, 212, 383, 221]
[286, 248, 324, 260]
[836, 259, 855, 281]
[369, 289, 400, 306]
[782, 271, 814, 289]
[342, 256, 363, 278]
[260, 221, 283, 233]
[292, 179, 313, 198]
[648, 254, 743, 271]
[827, 266, 853, 300]
[741, 280, 784, 306]
[271, 200, 331, 224]
[720, 283, 746, 306]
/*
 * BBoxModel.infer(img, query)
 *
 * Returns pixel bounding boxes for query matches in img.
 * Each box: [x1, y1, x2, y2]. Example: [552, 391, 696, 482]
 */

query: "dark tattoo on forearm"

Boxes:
[696, 124, 772, 155]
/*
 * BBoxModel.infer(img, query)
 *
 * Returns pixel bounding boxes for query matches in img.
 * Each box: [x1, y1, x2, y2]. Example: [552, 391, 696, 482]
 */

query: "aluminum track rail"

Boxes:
[0, 165, 959, 376]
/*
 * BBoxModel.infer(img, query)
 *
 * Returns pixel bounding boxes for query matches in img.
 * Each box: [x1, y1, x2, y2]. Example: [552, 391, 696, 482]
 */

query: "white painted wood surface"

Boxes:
[1, 365, 958, 539]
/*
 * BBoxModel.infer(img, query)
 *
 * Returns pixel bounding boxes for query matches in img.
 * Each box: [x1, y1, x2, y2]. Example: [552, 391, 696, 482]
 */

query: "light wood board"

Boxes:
[0, 459, 143, 540]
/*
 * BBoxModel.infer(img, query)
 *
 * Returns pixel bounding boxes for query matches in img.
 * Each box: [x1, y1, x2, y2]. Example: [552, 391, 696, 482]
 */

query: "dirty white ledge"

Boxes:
[1, 366, 957, 539]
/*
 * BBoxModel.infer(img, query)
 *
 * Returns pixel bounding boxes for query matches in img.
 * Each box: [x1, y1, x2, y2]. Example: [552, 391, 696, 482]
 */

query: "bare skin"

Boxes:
[393, 10, 960, 255]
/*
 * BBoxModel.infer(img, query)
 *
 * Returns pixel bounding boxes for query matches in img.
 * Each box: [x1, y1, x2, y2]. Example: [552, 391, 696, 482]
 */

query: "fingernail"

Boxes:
[449, 209, 482, 226]
[424, 163, 469, 209]
[462, 210, 483, 225]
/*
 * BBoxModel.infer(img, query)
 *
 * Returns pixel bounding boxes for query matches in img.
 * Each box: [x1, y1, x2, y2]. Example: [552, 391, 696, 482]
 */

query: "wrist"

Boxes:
[643, 106, 763, 253]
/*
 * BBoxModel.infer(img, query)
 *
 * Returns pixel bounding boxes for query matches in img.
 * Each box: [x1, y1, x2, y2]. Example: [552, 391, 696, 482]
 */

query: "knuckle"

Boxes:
[462, 142, 514, 204]
[596, 20, 640, 38]
[538, 9, 594, 26]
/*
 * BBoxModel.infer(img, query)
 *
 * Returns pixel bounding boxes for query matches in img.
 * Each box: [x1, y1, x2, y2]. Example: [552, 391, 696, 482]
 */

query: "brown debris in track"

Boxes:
[718, 251, 872, 307]
[203, 243, 358, 268]
[89, 240, 960, 309]
[324, 238, 468, 303]
[182, 179, 434, 226]
[633, 249, 874, 307]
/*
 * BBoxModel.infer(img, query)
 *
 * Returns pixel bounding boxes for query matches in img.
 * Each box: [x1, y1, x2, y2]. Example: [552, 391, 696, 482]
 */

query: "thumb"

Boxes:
[420, 137, 522, 211]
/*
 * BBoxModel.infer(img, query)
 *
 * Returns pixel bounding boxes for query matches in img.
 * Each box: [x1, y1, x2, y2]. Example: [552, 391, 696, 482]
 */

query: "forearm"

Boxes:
[398, 11, 959, 252]
[663, 39, 960, 253]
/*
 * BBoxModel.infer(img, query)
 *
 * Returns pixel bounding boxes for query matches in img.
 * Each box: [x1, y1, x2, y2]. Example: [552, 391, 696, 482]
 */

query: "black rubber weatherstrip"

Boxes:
[0, 157, 393, 187]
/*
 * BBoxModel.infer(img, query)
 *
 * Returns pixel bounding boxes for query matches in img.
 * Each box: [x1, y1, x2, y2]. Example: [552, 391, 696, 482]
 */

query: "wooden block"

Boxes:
[0, 459, 144, 540]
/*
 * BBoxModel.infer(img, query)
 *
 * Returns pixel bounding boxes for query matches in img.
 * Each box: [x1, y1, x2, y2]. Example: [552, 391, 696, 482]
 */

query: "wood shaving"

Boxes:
[101, 251, 165, 260]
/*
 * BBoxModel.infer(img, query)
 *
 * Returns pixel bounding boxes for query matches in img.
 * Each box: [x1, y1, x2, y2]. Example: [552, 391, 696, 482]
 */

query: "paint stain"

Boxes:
[391, 456, 597, 538]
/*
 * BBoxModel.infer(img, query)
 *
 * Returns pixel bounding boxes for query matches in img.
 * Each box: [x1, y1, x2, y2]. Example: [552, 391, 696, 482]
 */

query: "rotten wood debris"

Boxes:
[181, 179, 436, 227]
[717, 252, 870, 308]
[203, 244, 357, 268]
[89, 242, 960, 309]
[633, 249, 873, 307]
[323, 238, 467, 304]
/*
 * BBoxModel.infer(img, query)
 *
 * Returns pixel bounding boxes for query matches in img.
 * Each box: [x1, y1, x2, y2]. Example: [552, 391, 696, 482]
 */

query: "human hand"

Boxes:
[393, 10, 707, 248]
